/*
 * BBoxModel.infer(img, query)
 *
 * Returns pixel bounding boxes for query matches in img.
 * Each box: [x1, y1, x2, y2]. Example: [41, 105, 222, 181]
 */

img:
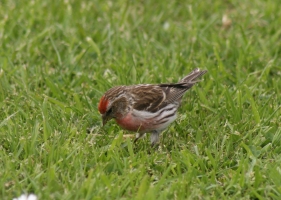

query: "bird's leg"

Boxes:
[150, 130, 160, 147]
[133, 133, 146, 143]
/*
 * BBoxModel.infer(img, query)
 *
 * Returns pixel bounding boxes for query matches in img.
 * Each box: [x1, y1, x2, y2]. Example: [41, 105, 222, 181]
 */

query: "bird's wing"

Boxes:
[129, 83, 193, 112]
[129, 84, 168, 112]
[129, 69, 207, 112]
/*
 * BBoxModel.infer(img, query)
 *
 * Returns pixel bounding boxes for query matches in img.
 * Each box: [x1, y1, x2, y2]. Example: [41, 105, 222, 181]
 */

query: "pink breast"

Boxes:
[115, 113, 144, 132]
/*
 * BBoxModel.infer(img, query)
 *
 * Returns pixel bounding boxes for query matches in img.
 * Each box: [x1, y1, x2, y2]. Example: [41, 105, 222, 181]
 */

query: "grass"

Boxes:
[1, 0, 281, 199]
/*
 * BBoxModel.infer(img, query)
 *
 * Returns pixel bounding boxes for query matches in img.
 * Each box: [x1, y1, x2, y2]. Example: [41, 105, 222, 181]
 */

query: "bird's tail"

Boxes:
[179, 68, 207, 84]
[159, 68, 207, 104]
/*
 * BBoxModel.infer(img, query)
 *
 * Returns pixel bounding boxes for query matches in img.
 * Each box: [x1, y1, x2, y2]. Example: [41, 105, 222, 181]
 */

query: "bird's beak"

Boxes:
[102, 115, 110, 126]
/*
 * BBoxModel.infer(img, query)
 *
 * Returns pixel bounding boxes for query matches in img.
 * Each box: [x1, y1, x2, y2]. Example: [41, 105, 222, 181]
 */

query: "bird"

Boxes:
[98, 68, 207, 146]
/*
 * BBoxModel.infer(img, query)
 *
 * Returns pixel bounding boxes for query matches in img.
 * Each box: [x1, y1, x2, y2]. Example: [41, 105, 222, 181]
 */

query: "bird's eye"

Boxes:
[107, 107, 113, 114]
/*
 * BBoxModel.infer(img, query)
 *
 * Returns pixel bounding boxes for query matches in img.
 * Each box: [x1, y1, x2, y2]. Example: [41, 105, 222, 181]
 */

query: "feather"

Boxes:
[129, 68, 207, 112]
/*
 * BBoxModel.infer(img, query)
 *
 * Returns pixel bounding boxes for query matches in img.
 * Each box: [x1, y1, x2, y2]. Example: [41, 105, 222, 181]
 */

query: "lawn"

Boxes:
[1, 0, 281, 199]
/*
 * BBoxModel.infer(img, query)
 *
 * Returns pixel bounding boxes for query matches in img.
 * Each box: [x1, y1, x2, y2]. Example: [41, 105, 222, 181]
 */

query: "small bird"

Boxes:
[98, 68, 207, 146]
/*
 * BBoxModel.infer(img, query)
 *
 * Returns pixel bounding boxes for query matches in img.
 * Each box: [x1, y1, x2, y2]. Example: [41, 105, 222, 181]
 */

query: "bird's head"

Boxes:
[98, 88, 129, 126]
[98, 95, 112, 126]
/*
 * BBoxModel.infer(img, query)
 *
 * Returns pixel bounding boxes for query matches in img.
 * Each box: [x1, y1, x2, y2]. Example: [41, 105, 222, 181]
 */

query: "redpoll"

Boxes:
[98, 68, 207, 146]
